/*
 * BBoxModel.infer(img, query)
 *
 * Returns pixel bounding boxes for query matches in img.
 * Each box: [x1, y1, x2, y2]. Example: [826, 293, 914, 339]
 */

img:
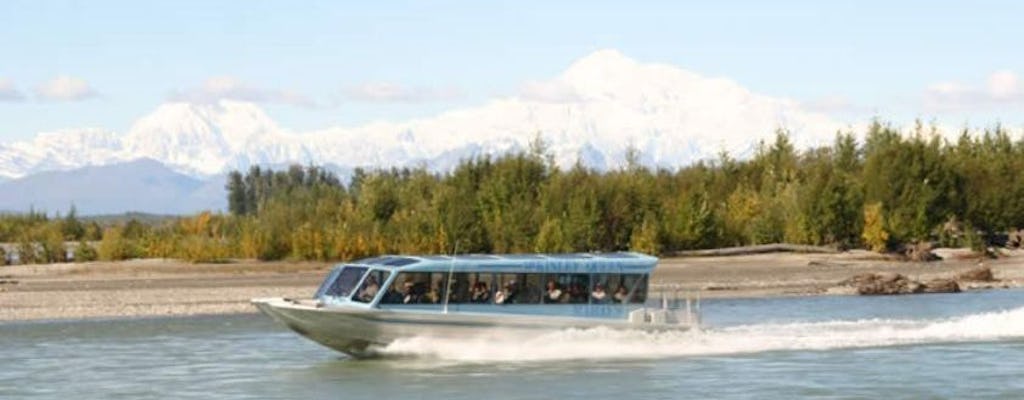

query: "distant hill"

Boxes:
[0, 159, 225, 215]
[82, 212, 181, 225]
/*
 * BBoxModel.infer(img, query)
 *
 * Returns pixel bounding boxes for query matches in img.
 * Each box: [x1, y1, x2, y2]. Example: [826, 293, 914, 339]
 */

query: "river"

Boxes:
[3, 290, 1023, 399]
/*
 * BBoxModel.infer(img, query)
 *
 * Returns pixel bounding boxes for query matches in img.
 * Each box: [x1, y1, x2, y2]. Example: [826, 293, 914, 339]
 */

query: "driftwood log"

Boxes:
[838, 272, 961, 295]
[668, 243, 839, 257]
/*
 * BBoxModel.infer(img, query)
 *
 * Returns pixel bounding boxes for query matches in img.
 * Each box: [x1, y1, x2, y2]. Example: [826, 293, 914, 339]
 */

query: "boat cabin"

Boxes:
[314, 252, 656, 317]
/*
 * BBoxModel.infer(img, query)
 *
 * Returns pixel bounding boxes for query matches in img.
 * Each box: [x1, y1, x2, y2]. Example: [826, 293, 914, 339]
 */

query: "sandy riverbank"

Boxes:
[2, 250, 1023, 322]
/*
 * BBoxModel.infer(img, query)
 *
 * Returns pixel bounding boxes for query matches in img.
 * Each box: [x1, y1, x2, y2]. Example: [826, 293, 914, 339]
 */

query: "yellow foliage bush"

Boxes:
[861, 202, 890, 252]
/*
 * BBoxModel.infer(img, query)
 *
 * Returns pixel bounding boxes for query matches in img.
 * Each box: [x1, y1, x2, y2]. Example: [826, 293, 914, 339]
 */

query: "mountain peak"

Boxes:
[567, 49, 638, 73]
[119, 100, 287, 175]
[560, 49, 641, 93]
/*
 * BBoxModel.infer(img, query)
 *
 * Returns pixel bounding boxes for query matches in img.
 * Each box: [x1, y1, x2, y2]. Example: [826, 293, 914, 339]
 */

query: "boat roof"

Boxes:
[344, 252, 657, 274]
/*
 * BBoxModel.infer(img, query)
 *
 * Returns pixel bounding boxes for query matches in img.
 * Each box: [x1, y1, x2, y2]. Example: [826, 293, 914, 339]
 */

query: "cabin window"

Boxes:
[591, 274, 617, 304]
[381, 272, 443, 304]
[493, 273, 543, 304]
[493, 274, 517, 304]
[542, 274, 590, 304]
[314, 268, 343, 298]
[322, 266, 368, 299]
[468, 273, 495, 303]
[381, 272, 494, 305]
[352, 269, 390, 303]
[431, 273, 449, 304]
[593, 274, 647, 303]
[519, 273, 543, 304]
[379, 271, 648, 306]
[444, 273, 472, 304]
[623, 274, 648, 303]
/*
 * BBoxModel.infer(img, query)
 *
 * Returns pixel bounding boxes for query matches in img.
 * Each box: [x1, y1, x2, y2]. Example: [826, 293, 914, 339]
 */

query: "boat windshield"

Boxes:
[321, 266, 368, 299]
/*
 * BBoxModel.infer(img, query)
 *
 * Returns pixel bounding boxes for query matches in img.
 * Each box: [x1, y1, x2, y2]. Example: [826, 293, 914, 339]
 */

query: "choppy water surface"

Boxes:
[3, 290, 1024, 399]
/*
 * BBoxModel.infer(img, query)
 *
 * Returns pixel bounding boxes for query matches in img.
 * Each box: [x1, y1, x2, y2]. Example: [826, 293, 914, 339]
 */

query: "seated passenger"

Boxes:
[591, 283, 608, 303]
[506, 283, 519, 304]
[471, 282, 491, 303]
[382, 286, 404, 304]
[495, 281, 518, 304]
[544, 280, 563, 303]
[613, 284, 629, 303]
[420, 283, 440, 304]
[401, 282, 419, 304]
[357, 276, 380, 302]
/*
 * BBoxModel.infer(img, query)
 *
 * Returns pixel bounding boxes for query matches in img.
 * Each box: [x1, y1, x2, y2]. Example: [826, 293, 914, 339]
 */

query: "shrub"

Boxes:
[861, 202, 890, 253]
[75, 240, 98, 262]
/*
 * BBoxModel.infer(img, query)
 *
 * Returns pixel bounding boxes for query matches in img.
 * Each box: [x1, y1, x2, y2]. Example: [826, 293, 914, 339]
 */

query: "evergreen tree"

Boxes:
[85, 222, 103, 241]
[629, 213, 661, 255]
[62, 205, 85, 240]
[41, 224, 66, 263]
[75, 239, 98, 262]
[4, 119, 1011, 264]
[226, 171, 248, 215]
[535, 218, 570, 253]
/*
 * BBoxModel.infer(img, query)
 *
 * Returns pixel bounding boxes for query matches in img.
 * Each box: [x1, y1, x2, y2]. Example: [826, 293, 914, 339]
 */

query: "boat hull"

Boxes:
[252, 297, 691, 358]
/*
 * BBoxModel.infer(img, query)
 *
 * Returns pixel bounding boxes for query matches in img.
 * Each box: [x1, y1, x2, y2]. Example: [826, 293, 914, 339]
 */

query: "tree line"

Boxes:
[3, 121, 1023, 265]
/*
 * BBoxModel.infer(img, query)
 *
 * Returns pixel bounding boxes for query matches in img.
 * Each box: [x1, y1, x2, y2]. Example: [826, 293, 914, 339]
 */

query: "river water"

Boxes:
[2, 290, 1023, 399]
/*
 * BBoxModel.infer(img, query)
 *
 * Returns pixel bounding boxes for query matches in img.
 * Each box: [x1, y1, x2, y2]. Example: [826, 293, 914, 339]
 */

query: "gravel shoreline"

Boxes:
[2, 250, 1022, 322]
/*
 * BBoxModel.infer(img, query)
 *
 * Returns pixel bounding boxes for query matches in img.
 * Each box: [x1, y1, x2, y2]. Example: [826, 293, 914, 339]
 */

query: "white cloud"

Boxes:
[924, 70, 1023, 110]
[987, 70, 1020, 100]
[170, 76, 314, 107]
[0, 78, 26, 102]
[35, 75, 97, 101]
[344, 82, 462, 103]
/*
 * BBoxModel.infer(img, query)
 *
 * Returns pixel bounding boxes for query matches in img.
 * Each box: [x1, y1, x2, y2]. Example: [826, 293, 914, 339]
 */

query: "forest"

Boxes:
[2, 121, 1023, 265]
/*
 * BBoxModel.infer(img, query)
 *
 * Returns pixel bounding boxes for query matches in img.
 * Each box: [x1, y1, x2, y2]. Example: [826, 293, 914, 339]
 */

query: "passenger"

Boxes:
[401, 281, 419, 304]
[495, 281, 518, 304]
[357, 276, 380, 302]
[590, 283, 607, 303]
[613, 284, 629, 303]
[382, 286, 404, 304]
[544, 280, 563, 303]
[422, 283, 440, 304]
[447, 281, 464, 303]
[471, 282, 491, 303]
[505, 281, 519, 303]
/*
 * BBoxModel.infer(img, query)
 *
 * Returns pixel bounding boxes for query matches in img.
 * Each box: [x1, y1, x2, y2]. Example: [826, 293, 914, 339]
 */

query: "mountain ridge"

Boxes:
[0, 49, 844, 181]
[0, 159, 225, 215]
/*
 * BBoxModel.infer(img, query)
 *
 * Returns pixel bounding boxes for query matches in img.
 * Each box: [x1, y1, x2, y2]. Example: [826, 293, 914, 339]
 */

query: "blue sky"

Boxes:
[2, 0, 1023, 141]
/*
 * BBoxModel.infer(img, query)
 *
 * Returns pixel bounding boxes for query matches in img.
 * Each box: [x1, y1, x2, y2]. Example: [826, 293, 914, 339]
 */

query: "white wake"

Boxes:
[376, 306, 1024, 362]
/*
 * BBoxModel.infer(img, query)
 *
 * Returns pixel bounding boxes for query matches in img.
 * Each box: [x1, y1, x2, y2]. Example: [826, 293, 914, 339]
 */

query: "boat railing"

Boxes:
[642, 282, 702, 328]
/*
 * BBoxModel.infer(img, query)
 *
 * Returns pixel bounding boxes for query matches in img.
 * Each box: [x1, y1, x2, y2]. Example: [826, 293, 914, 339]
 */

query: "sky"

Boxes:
[2, 0, 1023, 142]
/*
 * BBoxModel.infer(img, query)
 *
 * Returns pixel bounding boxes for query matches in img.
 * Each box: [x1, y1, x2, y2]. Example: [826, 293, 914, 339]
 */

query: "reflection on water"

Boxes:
[2, 290, 1024, 399]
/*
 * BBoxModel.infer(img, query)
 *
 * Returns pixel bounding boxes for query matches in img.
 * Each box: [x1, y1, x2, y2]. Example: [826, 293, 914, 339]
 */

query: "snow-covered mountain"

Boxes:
[0, 49, 844, 180]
